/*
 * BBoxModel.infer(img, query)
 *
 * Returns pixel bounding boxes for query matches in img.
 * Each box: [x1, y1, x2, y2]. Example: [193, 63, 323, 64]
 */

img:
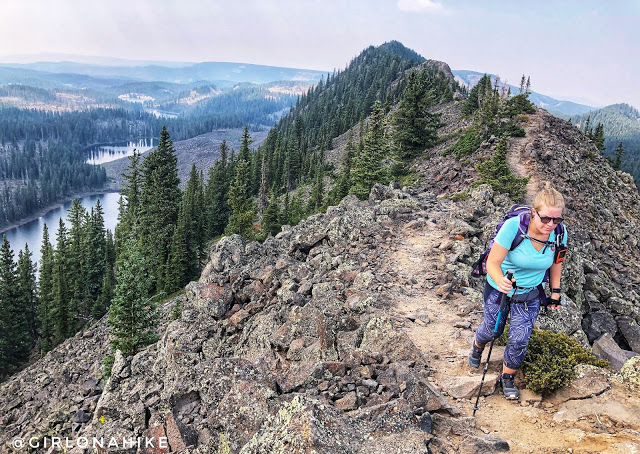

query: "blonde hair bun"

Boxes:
[533, 182, 564, 210]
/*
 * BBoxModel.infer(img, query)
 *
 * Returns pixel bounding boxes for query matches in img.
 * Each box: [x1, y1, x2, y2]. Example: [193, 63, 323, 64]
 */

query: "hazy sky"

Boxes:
[1, 0, 638, 108]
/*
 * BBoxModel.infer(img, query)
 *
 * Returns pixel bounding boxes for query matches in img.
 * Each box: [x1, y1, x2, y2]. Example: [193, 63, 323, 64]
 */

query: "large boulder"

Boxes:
[582, 310, 618, 343]
[593, 333, 638, 371]
[617, 316, 640, 354]
[183, 281, 234, 320]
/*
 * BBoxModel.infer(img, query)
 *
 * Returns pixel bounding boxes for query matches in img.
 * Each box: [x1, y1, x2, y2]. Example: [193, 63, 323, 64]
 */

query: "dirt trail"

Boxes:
[383, 218, 640, 453]
[508, 113, 545, 197]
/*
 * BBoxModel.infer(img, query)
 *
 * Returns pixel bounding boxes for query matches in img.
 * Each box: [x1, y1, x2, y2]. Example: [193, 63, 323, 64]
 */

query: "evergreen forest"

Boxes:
[0, 83, 297, 229]
[569, 104, 640, 186]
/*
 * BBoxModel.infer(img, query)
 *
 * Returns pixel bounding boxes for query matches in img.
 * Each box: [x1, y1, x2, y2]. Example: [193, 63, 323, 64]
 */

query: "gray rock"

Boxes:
[537, 295, 582, 337]
[369, 183, 397, 201]
[444, 374, 498, 400]
[459, 435, 510, 453]
[419, 412, 433, 433]
[582, 310, 618, 343]
[208, 234, 247, 273]
[184, 281, 234, 320]
[617, 316, 640, 353]
[593, 333, 639, 371]
[335, 391, 358, 411]
[546, 365, 610, 404]
[72, 409, 91, 424]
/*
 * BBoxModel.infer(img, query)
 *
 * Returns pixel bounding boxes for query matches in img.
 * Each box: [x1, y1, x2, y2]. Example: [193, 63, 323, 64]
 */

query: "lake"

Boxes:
[86, 139, 155, 165]
[0, 192, 121, 270]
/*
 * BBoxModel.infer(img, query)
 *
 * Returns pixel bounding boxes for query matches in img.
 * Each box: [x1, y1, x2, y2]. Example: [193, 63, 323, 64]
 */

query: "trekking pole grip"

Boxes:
[494, 270, 514, 334]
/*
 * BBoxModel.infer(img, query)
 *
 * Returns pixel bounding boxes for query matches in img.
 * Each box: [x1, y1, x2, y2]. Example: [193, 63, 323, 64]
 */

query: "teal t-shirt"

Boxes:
[486, 216, 568, 296]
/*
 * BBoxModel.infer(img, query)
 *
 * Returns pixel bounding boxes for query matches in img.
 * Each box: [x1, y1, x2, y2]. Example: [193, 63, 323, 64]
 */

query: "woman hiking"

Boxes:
[468, 184, 568, 400]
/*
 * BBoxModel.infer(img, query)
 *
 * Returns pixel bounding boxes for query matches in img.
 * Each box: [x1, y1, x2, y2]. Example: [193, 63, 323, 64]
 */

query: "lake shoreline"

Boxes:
[0, 188, 121, 236]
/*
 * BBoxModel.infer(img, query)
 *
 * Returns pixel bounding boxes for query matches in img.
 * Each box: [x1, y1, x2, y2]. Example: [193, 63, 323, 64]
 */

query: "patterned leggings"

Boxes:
[475, 282, 540, 370]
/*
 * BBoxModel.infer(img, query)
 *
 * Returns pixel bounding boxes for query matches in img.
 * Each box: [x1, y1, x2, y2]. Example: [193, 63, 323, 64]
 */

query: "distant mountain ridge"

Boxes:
[0, 60, 326, 86]
[453, 69, 595, 116]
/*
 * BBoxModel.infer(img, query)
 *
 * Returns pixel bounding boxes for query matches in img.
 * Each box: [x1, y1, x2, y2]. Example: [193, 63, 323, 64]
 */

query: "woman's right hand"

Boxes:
[497, 275, 515, 294]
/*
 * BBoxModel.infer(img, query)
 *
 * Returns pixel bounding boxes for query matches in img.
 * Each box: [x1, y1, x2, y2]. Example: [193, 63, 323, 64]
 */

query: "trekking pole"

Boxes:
[473, 270, 514, 416]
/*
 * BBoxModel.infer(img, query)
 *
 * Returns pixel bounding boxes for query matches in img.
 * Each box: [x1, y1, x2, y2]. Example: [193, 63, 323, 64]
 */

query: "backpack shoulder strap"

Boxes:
[553, 223, 566, 247]
[510, 212, 530, 251]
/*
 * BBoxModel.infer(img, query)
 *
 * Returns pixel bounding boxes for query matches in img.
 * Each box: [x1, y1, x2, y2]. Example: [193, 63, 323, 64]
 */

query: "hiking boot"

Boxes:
[501, 373, 520, 400]
[468, 341, 484, 369]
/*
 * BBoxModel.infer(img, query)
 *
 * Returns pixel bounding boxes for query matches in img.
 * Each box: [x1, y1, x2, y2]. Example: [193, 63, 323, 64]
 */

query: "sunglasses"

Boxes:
[534, 211, 564, 225]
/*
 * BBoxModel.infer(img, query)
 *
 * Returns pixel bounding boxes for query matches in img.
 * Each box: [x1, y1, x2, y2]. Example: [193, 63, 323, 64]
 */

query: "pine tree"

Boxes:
[116, 150, 143, 258]
[289, 192, 304, 225]
[329, 139, 354, 206]
[204, 141, 231, 238]
[279, 192, 290, 226]
[196, 169, 206, 262]
[67, 199, 88, 322]
[350, 101, 390, 199]
[0, 236, 30, 376]
[139, 126, 181, 293]
[238, 125, 253, 163]
[262, 192, 281, 237]
[393, 69, 439, 160]
[307, 165, 325, 213]
[583, 116, 592, 139]
[38, 224, 55, 353]
[258, 155, 269, 214]
[52, 219, 72, 343]
[17, 244, 38, 347]
[107, 237, 157, 357]
[464, 74, 492, 115]
[85, 200, 106, 315]
[166, 165, 201, 293]
[92, 230, 116, 319]
[225, 159, 257, 240]
[593, 123, 605, 152]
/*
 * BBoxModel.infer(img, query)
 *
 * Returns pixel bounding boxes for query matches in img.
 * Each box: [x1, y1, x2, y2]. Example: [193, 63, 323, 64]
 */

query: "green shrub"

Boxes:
[505, 94, 536, 116]
[475, 136, 529, 202]
[102, 353, 115, 378]
[398, 169, 421, 187]
[513, 113, 530, 125]
[502, 123, 526, 137]
[522, 329, 609, 394]
[447, 126, 484, 159]
[450, 190, 470, 202]
[171, 300, 182, 320]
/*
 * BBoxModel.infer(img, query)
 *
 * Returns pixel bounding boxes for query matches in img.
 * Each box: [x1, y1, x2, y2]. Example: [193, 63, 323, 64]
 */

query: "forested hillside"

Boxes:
[0, 41, 460, 378]
[0, 81, 298, 229]
[569, 103, 640, 186]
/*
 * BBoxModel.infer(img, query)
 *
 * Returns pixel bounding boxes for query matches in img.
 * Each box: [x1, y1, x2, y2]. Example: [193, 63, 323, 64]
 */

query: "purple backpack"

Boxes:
[470, 204, 565, 283]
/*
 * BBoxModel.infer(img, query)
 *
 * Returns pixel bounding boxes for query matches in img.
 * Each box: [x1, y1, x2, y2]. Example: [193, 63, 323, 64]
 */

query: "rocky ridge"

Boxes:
[415, 105, 640, 355]
[2, 98, 640, 453]
[1, 178, 639, 453]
